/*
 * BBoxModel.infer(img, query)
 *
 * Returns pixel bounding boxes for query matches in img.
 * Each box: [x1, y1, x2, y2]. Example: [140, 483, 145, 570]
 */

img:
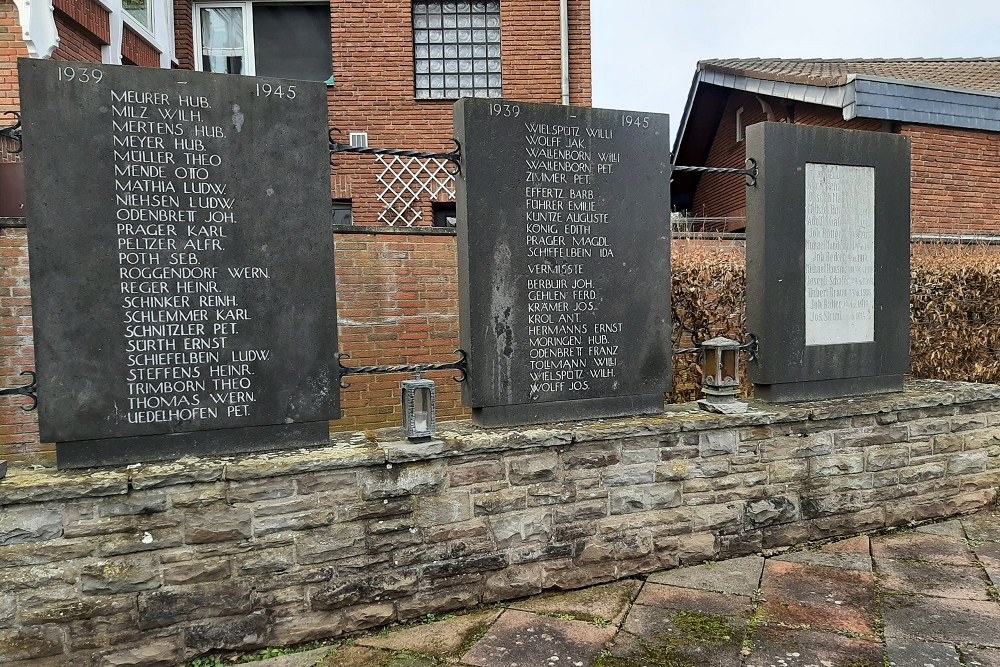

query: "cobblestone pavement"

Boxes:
[234, 508, 1000, 667]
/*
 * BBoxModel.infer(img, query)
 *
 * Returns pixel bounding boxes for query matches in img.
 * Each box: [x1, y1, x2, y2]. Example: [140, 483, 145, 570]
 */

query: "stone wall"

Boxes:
[2, 380, 999, 665]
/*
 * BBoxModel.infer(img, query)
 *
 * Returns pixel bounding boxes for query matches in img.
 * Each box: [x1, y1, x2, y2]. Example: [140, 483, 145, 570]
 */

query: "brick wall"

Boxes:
[0, 226, 40, 463]
[0, 0, 29, 114]
[328, 0, 591, 227]
[332, 230, 465, 432]
[50, 0, 109, 62]
[903, 124, 1000, 235]
[122, 26, 159, 68]
[0, 381, 997, 664]
[690, 91, 883, 225]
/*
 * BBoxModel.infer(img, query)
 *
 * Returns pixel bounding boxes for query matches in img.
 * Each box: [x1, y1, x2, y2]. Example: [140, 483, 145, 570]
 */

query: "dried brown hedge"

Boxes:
[670, 241, 1000, 403]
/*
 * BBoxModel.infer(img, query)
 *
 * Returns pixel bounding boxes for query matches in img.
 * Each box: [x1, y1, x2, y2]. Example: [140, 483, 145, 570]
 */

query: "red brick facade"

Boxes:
[690, 90, 884, 225]
[686, 88, 999, 237]
[1, 0, 592, 463]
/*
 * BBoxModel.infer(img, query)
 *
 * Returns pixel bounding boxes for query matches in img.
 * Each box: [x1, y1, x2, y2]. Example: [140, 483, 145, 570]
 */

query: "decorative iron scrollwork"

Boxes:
[336, 350, 468, 389]
[1, 370, 37, 411]
[329, 128, 462, 174]
[0, 111, 22, 154]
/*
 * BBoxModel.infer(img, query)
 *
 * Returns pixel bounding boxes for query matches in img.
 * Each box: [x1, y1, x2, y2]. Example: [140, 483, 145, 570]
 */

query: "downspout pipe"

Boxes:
[560, 0, 570, 105]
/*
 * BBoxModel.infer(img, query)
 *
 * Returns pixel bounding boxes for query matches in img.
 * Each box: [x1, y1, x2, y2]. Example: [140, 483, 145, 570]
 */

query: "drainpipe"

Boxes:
[560, 0, 570, 105]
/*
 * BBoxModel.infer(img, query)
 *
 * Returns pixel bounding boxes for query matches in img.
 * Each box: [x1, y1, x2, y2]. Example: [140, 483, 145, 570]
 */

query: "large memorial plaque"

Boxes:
[455, 98, 671, 427]
[746, 122, 910, 402]
[19, 59, 340, 467]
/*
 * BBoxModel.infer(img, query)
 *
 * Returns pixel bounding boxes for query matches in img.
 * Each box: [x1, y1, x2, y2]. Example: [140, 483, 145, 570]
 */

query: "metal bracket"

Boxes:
[336, 350, 468, 389]
[740, 333, 759, 362]
[672, 334, 759, 361]
[329, 128, 462, 174]
[1, 370, 37, 411]
[674, 157, 757, 187]
[0, 111, 22, 154]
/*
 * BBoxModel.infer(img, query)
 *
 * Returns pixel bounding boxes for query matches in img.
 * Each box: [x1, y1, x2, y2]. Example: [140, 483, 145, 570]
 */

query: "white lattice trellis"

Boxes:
[376, 155, 456, 226]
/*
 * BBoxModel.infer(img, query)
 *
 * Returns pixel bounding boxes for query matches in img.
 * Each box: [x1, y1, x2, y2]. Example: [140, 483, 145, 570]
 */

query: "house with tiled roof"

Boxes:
[672, 57, 1000, 236]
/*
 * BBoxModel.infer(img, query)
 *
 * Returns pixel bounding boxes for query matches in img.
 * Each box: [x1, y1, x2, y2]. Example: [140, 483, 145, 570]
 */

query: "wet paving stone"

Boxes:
[358, 609, 502, 659]
[915, 519, 965, 539]
[646, 555, 764, 597]
[608, 607, 745, 667]
[963, 510, 1000, 543]
[876, 558, 991, 599]
[633, 583, 753, 618]
[885, 636, 962, 667]
[882, 593, 1000, 646]
[759, 559, 877, 637]
[510, 579, 640, 625]
[745, 626, 883, 667]
[461, 609, 614, 667]
[773, 548, 871, 573]
[872, 531, 975, 565]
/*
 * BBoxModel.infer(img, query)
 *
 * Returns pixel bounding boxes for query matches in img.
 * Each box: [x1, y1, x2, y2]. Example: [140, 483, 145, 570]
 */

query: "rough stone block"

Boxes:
[99, 529, 183, 557]
[233, 547, 296, 576]
[138, 582, 251, 629]
[526, 483, 575, 506]
[81, 556, 161, 595]
[560, 443, 620, 468]
[933, 432, 966, 454]
[253, 509, 336, 537]
[698, 431, 738, 457]
[866, 445, 910, 471]
[339, 602, 396, 632]
[553, 500, 607, 524]
[162, 559, 231, 586]
[340, 497, 413, 521]
[948, 451, 988, 475]
[810, 453, 865, 476]
[608, 483, 681, 515]
[396, 588, 477, 621]
[97, 493, 168, 518]
[745, 495, 799, 528]
[447, 458, 505, 487]
[227, 478, 297, 504]
[834, 426, 909, 448]
[424, 553, 507, 580]
[906, 417, 952, 439]
[292, 523, 367, 565]
[183, 611, 268, 653]
[18, 591, 135, 625]
[760, 434, 833, 461]
[0, 626, 65, 662]
[359, 462, 447, 499]
[184, 509, 252, 544]
[423, 518, 489, 544]
[506, 452, 558, 486]
[769, 459, 809, 483]
[471, 489, 525, 516]
[294, 471, 358, 495]
[489, 509, 552, 548]
[0, 507, 62, 546]
[100, 639, 180, 667]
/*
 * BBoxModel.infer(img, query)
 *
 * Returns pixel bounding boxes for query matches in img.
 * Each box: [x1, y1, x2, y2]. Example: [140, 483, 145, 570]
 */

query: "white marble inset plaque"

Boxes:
[804, 163, 875, 346]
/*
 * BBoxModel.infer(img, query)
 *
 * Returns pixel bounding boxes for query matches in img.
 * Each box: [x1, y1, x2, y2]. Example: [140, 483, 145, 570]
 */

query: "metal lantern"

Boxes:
[700, 336, 741, 403]
[401, 373, 436, 441]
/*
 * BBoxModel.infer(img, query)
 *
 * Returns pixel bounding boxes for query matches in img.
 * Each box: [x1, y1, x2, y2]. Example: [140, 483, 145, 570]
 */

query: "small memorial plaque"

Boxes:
[19, 60, 340, 466]
[804, 163, 875, 346]
[746, 122, 910, 402]
[455, 98, 671, 427]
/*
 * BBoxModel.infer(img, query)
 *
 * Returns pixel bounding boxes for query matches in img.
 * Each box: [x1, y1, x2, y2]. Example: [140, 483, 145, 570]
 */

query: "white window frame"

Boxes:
[193, 1, 257, 75]
[735, 106, 745, 143]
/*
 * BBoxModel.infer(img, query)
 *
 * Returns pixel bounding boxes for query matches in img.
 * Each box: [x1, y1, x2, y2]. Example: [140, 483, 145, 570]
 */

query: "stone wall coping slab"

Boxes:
[1, 381, 997, 506]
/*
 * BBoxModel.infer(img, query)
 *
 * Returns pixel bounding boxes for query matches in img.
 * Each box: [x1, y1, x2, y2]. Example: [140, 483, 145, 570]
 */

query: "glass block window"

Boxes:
[413, 1, 502, 100]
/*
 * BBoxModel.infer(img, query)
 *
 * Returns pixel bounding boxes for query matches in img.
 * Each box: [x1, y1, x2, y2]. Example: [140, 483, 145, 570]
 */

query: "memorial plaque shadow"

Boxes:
[19, 60, 340, 467]
[454, 98, 672, 427]
[745, 122, 911, 402]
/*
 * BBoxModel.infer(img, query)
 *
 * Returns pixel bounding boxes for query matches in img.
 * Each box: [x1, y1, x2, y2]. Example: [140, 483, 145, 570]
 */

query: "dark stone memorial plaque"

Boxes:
[745, 122, 910, 402]
[454, 98, 671, 427]
[19, 59, 340, 467]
